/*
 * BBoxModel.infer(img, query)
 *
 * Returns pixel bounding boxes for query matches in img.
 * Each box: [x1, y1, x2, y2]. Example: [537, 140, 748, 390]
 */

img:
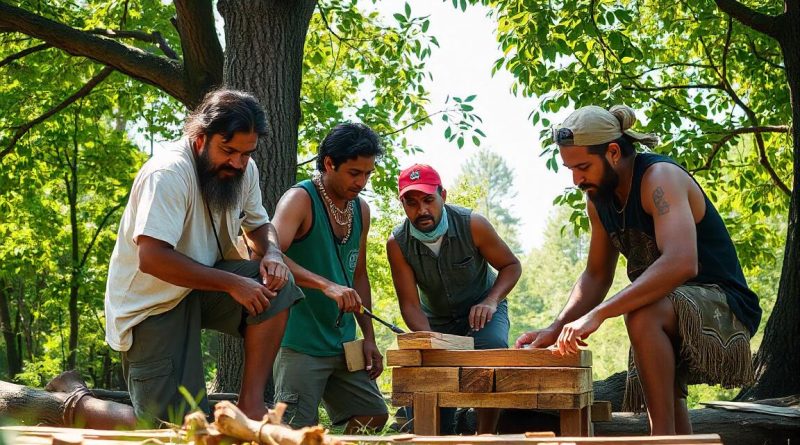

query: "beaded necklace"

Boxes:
[312, 173, 354, 243]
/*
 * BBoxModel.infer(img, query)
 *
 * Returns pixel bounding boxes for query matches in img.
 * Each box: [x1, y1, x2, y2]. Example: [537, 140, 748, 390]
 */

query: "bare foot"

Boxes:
[45, 370, 88, 393]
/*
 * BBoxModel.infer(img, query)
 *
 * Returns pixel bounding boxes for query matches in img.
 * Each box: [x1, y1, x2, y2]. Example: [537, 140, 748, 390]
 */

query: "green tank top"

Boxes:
[281, 179, 363, 356]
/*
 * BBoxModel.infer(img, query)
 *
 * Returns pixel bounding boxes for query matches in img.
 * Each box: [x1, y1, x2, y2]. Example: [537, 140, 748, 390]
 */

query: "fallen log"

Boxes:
[0, 379, 63, 425]
[593, 409, 800, 444]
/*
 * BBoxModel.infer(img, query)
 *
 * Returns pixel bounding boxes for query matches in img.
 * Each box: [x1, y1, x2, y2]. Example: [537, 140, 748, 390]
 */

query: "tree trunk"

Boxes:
[210, 0, 316, 395]
[739, 3, 800, 400]
[0, 280, 22, 379]
[67, 122, 80, 371]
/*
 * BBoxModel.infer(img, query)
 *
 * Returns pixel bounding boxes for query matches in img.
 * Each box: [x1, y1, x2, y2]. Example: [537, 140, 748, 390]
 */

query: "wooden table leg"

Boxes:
[413, 393, 439, 435]
[581, 405, 591, 436]
[559, 408, 581, 436]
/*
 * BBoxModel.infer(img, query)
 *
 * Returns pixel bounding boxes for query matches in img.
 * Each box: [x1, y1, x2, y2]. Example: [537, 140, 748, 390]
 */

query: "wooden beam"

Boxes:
[438, 392, 538, 409]
[392, 367, 460, 393]
[386, 349, 422, 367]
[397, 332, 474, 350]
[537, 392, 593, 410]
[413, 393, 440, 435]
[495, 368, 592, 393]
[421, 349, 592, 367]
[436, 392, 593, 410]
[331, 434, 723, 444]
[459, 368, 494, 393]
[560, 408, 582, 436]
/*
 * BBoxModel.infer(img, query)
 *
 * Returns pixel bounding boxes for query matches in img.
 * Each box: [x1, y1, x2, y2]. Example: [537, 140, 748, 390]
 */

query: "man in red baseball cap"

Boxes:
[387, 163, 521, 434]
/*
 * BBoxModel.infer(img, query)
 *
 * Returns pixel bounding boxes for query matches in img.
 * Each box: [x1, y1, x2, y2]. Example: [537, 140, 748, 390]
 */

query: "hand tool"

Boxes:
[335, 305, 406, 334]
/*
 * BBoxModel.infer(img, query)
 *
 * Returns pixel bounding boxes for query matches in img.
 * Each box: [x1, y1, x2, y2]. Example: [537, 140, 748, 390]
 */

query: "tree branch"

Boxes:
[692, 125, 791, 173]
[0, 2, 190, 104]
[378, 109, 448, 137]
[172, 0, 223, 106]
[714, 0, 782, 40]
[622, 83, 724, 92]
[79, 198, 127, 269]
[746, 36, 785, 71]
[0, 42, 50, 69]
[0, 67, 114, 162]
[704, 27, 792, 196]
[89, 28, 178, 60]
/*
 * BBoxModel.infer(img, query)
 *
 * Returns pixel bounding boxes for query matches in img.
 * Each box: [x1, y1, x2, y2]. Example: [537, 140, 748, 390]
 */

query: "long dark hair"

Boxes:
[184, 89, 268, 142]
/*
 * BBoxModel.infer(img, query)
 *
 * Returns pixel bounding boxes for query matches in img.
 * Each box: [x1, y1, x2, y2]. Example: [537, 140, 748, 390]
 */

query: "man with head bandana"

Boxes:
[516, 105, 761, 435]
[386, 164, 522, 434]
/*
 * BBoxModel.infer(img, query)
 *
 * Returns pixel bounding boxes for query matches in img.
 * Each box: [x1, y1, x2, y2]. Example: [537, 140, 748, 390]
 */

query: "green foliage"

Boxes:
[0, 0, 485, 385]
[478, 0, 791, 254]
[451, 148, 522, 253]
[298, 2, 486, 195]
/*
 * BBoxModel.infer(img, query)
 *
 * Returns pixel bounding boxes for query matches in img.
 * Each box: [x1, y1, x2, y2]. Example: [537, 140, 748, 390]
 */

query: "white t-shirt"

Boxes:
[104, 139, 270, 351]
[422, 237, 444, 256]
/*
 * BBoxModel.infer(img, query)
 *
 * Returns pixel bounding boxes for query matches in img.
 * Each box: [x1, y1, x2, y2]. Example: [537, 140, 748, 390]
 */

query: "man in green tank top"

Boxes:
[517, 105, 759, 436]
[271, 123, 388, 432]
[387, 164, 522, 434]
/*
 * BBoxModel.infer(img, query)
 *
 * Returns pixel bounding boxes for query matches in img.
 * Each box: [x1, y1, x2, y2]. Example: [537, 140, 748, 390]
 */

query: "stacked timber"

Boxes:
[388, 332, 594, 436]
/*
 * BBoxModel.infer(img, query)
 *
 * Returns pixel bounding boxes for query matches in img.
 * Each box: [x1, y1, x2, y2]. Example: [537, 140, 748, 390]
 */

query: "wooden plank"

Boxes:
[391, 392, 413, 407]
[591, 401, 612, 422]
[331, 434, 723, 445]
[560, 408, 582, 436]
[397, 331, 474, 350]
[537, 392, 593, 410]
[435, 391, 593, 410]
[3, 428, 723, 445]
[495, 367, 592, 393]
[387, 349, 422, 367]
[413, 392, 440, 435]
[459, 367, 494, 393]
[0, 427, 179, 440]
[392, 367, 460, 393]
[343, 339, 365, 371]
[438, 392, 538, 409]
[421, 349, 592, 367]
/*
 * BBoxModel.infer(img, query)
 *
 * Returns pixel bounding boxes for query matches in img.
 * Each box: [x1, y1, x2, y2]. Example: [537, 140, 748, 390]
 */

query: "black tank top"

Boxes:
[595, 153, 761, 335]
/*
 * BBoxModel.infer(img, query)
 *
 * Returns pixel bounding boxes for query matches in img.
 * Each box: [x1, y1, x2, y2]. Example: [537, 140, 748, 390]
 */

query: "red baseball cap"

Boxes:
[398, 164, 442, 198]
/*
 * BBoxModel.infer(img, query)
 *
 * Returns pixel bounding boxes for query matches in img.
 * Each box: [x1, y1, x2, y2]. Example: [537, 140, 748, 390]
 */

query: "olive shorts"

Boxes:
[121, 260, 304, 426]
[273, 347, 388, 428]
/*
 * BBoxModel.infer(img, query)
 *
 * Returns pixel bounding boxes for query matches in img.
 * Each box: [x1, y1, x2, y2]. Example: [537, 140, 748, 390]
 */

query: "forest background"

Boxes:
[0, 0, 795, 422]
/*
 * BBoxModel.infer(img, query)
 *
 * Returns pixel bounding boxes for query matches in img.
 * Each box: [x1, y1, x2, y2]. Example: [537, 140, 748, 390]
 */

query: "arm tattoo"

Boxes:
[653, 186, 670, 215]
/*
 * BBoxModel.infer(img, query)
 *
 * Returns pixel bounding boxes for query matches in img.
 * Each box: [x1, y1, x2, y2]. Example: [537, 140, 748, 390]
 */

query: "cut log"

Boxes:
[591, 401, 613, 422]
[592, 371, 626, 411]
[594, 410, 800, 445]
[0, 380, 64, 426]
[397, 332, 474, 350]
